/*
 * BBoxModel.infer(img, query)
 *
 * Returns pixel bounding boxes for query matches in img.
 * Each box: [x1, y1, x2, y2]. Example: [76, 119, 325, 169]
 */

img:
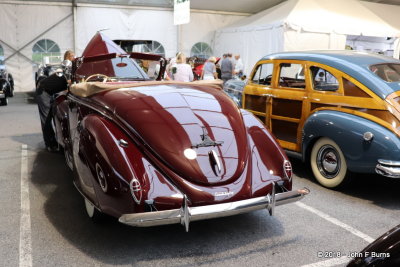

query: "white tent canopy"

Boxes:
[0, 2, 245, 92]
[214, 0, 400, 76]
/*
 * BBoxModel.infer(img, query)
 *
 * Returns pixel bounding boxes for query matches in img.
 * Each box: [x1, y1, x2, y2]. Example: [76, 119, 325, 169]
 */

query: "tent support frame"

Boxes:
[4, 13, 72, 63]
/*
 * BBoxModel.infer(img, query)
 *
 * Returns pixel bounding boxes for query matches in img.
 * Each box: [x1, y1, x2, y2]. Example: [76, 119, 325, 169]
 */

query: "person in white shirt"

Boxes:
[172, 52, 194, 82]
[234, 54, 244, 79]
[201, 56, 218, 80]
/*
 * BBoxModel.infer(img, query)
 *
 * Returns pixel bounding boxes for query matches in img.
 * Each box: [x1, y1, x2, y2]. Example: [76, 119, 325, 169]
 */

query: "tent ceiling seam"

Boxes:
[0, 1, 71, 7]
[0, 1, 250, 16]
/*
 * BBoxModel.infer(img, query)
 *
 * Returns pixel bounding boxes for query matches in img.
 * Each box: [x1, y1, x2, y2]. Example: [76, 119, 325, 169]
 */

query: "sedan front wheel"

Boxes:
[310, 137, 349, 188]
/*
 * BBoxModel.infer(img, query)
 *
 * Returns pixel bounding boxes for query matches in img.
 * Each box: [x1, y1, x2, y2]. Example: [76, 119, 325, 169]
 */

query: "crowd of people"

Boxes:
[165, 52, 244, 84]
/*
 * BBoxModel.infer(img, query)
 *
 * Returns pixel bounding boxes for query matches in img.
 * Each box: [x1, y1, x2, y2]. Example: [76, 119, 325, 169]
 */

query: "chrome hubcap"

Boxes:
[317, 145, 340, 179]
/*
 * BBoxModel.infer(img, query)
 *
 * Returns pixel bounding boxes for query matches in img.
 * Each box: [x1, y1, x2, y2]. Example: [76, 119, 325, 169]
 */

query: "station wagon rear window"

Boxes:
[370, 63, 400, 82]
[310, 66, 339, 91]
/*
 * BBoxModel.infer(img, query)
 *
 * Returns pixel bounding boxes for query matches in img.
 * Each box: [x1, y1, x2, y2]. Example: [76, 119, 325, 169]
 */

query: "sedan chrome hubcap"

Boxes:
[317, 145, 340, 179]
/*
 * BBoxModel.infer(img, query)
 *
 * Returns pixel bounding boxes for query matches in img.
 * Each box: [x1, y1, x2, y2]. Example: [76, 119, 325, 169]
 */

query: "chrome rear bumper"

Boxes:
[375, 159, 400, 178]
[119, 186, 310, 232]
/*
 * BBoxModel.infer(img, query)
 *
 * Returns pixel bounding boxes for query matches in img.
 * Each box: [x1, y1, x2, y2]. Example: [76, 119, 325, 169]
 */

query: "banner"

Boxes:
[174, 0, 190, 25]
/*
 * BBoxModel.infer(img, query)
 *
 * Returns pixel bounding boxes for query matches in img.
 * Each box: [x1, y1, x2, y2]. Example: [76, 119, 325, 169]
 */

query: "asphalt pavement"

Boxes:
[1, 93, 400, 267]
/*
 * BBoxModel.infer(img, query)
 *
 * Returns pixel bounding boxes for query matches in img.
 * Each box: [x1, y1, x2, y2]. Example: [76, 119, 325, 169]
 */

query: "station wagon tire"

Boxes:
[84, 198, 103, 222]
[310, 137, 349, 188]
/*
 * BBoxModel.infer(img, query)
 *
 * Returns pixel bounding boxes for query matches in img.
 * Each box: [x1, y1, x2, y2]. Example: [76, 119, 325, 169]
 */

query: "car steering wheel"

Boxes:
[84, 74, 110, 82]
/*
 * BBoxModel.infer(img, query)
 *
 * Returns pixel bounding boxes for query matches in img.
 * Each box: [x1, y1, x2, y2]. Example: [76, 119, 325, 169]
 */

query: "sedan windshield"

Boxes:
[370, 63, 400, 82]
[76, 57, 148, 82]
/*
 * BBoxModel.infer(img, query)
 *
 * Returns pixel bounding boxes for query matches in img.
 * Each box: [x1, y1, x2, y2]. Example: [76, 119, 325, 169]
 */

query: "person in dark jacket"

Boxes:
[220, 53, 234, 84]
[36, 67, 69, 152]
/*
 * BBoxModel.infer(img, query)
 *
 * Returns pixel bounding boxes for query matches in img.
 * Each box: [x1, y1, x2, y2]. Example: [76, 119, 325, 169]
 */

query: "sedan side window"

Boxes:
[251, 63, 273, 85]
[310, 66, 339, 91]
[279, 63, 305, 89]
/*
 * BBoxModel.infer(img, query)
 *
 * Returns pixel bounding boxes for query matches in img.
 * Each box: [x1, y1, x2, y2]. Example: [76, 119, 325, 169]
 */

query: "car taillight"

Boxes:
[130, 178, 142, 204]
[283, 160, 292, 180]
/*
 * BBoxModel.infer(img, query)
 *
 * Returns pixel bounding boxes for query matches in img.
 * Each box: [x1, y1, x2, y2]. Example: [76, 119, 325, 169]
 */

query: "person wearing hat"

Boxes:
[201, 56, 218, 80]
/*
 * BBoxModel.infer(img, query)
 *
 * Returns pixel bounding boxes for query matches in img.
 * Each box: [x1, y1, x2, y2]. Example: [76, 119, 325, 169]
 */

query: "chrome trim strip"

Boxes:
[375, 159, 400, 178]
[376, 164, 400, 178]
[119, 187, 310, 231]
[377, 159, 400, 167]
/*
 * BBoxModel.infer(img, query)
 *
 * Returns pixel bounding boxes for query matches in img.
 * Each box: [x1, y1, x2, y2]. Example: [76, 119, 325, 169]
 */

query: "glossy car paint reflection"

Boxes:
[91, 85, 247, 186]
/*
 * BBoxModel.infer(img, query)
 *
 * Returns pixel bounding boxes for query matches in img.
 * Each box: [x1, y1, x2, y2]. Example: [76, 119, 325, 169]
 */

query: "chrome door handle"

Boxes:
[262, 94, 274, 98]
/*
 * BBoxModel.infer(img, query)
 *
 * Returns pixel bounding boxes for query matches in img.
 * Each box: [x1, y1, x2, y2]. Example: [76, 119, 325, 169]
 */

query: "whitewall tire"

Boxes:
[310, 137, 349, 188]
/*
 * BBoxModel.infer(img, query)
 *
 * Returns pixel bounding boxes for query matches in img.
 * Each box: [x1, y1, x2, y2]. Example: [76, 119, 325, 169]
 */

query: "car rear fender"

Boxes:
[53, 94, 69, 146]
[241, 109, 293, 193]
[79, 114, 183, 217]
[302, 110, 400, 173]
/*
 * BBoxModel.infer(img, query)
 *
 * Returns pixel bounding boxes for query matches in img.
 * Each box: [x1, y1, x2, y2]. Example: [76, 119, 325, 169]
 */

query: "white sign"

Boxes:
[174, 0, 190, 25]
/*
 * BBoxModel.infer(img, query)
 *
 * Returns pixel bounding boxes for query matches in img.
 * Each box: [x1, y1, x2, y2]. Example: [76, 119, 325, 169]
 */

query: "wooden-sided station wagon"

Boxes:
[242, 51, 400, 188]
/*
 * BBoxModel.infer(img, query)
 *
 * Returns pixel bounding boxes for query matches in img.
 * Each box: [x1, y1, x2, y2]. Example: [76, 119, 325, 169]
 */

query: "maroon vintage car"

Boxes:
[347, 224, 400, 266]
[52, 32, 309, 231]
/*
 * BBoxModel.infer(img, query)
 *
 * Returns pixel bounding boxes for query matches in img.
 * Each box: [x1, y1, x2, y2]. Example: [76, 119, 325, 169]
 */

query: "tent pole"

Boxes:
[73, 0, 77, 52]
[177, 24, 182, 53]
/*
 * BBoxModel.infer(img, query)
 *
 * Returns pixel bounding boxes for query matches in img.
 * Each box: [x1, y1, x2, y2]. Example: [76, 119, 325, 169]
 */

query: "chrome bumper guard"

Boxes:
[375, 159, 400, 178]
[119, 186, 310, 232]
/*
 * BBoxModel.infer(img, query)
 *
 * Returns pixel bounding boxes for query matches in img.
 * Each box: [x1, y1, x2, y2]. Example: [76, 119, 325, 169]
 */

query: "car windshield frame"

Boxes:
[369, 63, 400, 83]
[75, 56, 149, 82]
